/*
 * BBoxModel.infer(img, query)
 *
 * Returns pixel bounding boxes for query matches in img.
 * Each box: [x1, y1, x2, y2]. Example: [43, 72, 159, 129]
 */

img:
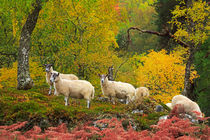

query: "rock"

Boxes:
[155, 105, 164, 112]
[98, 97, 109, 102]
[159, 115, 169, 120]
[131, 109, 144, 114]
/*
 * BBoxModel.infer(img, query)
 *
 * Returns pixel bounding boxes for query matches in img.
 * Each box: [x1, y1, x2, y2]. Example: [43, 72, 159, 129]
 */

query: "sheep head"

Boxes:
[98, 74, 108, 84]
[50, 72, 59, 83]
[44, 64, 53, 72]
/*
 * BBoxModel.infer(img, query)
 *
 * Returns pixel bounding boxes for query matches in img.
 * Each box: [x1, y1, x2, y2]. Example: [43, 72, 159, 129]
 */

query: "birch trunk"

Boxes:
[17, 0, 42, 90]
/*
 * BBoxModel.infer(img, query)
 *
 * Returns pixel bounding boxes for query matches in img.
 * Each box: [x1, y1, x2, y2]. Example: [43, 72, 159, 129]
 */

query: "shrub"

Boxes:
[1, 116, 209, 140]
[0, 58, 45, 89]
[136, 49, 199, 103]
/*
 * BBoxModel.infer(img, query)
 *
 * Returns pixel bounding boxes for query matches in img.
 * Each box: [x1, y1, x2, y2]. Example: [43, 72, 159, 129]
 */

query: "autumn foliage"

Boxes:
[135, 49, 199, 103]
[0, 115, 209, 140]
[0, 59, 45, 89]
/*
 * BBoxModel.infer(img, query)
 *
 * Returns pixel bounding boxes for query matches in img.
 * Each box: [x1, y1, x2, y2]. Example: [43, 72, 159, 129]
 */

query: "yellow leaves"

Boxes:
[135, 49, 198, 103]
[190, 69, 199, 83]
[170, 0, 209, 46]
[174, 29, 189, 38]
[11, 9, 18, 37]
[0, 62, 17, 88]
[0, 58, 45, 89]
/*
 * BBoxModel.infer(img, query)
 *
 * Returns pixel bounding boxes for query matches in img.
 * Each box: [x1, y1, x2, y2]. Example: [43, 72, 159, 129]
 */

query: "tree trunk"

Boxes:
[17, 0, 42, 90]
[182, 48, 195, 99]
[108, 66, 114, 81]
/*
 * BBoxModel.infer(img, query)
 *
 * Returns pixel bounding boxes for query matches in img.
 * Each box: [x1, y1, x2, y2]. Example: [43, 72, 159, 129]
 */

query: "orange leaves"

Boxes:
[135, 49, 199, 103]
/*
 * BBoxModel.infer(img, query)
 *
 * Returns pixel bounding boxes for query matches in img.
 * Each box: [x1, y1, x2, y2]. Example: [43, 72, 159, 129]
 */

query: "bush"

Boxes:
[0, 116, 209, 140]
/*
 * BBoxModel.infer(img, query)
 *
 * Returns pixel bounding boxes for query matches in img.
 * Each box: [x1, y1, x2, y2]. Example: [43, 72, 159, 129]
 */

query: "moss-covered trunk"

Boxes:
[17, 0, 42, 90]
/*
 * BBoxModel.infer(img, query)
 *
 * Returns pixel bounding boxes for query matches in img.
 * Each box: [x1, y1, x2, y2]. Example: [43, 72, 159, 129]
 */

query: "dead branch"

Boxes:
[127, 27, 190, 48]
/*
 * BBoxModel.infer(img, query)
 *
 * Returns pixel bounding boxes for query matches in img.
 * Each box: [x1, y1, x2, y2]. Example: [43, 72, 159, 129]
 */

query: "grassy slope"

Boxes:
[0, 85, 168, 131]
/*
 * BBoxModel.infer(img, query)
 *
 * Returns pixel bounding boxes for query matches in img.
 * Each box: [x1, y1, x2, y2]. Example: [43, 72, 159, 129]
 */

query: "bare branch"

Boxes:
[113, 58, 129, 80]
[127, 27, 190, 48]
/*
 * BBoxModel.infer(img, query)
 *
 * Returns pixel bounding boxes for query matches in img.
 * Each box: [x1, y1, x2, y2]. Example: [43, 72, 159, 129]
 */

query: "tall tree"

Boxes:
[127, 0, 209, 99]
[31, 0, 123, 89]
[17, 0, 44, 90]
[154, 0, 179, 51]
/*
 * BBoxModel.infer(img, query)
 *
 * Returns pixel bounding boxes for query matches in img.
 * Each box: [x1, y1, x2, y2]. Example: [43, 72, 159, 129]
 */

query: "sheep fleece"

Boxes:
[135, 87, 149, 100]
[102, 80, 135, 100]
[55, 79, 94, 100]
[172, 95, 202, 118]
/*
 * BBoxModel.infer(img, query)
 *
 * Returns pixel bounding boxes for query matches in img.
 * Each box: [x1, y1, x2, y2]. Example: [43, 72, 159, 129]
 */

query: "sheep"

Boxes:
[98, 74, 135, 104]
[171, 95, 203, 119]
[44, 64, 78, 95]
[165, 103, 172, 109]
[135, 87, 149, 101]
[50, 72, 95, 108]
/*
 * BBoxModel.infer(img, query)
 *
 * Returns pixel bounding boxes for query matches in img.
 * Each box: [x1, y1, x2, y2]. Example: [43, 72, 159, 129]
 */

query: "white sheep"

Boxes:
[44, 64, 78, 95]
[50, 72, 95, 108]
[135, 87, 149, 101]
[98, 74, 135, 104]
[171, 95, 203, 119]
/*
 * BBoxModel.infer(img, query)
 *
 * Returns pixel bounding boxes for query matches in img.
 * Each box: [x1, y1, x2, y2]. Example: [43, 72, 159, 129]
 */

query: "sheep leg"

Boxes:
[53, 83, 57, 95]
[126, 98, 129, 104]
[48, 85, 52, 95]
[110, 97, 115, 105]
[64, 96, 69, 106]
[87, 100, 90, 108]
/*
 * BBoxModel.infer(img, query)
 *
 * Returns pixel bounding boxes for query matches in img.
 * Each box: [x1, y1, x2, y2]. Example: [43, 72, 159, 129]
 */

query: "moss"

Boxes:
[0, 87, 170, 130]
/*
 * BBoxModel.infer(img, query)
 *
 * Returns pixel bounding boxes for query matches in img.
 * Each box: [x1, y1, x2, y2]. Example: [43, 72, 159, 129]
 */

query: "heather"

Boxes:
[0, 114, 209, 139]
[0, 87, 210, 139]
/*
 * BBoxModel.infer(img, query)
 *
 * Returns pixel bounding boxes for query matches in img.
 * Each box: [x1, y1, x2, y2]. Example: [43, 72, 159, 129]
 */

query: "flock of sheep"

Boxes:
[44, 64, 203, 119]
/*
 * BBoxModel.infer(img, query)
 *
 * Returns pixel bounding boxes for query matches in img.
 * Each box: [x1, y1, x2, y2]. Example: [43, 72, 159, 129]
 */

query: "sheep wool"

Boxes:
[135, 87, 149, 101]
[51, 72, 94, 108]
[99, 74, 135, 104]
[44, 64, 78, 95]
[172, 95, 203, 119]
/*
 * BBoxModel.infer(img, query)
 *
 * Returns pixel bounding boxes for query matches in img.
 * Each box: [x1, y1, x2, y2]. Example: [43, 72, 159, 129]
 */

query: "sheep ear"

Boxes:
[105, 74, 108, 77]
[98, 74, 101, 77]
[57, 73, 59, 76]
[43, 64, 47, 67]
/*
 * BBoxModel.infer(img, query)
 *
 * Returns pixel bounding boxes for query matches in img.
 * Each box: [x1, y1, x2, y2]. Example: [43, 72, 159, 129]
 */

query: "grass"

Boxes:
[0, 85, 169, 131]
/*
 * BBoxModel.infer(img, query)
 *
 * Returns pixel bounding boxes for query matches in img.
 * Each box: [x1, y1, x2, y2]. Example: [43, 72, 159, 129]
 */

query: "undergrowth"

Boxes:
[0, 86, 166, 132]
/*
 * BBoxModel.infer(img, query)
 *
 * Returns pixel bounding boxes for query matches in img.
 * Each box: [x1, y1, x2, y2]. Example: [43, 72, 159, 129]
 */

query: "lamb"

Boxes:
[171, 95, 203, 119]
[135, 87, 149, 101]
[50, 72, 95, 108]
[98, 74, 135, 104]
[44, 64, 79, 95]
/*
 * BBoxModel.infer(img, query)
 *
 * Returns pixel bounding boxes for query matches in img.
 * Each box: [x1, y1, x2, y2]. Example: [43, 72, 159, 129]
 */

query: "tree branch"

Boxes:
[127, 27, 190, 48]
[113, 58, 129, 80]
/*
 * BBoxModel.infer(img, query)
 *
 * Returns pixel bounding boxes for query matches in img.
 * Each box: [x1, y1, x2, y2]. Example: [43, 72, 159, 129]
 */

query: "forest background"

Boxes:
[0, 0, 209, 127]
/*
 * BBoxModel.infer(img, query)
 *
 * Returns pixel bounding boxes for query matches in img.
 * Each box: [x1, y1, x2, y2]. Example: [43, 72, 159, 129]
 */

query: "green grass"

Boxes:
[0, 86, 169, 130]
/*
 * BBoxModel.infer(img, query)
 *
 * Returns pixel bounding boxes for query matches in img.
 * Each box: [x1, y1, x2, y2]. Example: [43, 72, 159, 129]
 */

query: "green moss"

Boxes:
[0, 87, 170, 130]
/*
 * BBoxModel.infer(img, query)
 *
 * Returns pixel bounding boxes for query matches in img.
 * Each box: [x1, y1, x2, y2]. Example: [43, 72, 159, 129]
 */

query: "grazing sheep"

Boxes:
[50, 72, 95, 108]
[44, 64, 78, 95]
[171, 95, 203, 119]
[98, 74, 135, 104]
[166, 103, 172, 109]
[135, 87, 149, 101]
